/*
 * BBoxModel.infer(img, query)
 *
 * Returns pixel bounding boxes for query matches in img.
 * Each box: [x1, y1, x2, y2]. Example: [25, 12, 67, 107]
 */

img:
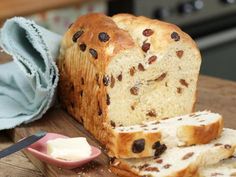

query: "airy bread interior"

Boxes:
[107, 14, 201, 126]
[199, 155, 236, 177]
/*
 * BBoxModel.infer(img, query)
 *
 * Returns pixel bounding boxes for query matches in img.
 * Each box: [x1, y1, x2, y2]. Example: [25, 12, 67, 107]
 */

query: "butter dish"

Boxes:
[26, 133, 101, 169]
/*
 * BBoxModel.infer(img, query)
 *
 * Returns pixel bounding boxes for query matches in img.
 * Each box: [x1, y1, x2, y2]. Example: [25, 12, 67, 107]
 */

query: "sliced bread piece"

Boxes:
[108, 111, 223, 158]
[110, 128, 236, 177]
[199, 155, 236, 177]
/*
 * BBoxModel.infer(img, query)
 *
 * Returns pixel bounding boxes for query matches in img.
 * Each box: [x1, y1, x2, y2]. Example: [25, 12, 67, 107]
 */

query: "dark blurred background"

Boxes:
[1, 0, 236, 81]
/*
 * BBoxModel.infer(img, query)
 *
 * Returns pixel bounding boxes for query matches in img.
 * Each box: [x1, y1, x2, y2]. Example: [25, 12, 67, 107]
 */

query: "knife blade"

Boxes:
[0, 131, 47, 159]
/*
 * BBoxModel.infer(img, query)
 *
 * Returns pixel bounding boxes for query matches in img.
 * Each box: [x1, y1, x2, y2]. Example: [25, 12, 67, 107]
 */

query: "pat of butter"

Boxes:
[47, 137, 92, 161]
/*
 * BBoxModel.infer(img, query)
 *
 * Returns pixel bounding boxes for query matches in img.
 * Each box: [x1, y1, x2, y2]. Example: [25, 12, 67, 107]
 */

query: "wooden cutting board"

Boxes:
[9, 75, 236, 177]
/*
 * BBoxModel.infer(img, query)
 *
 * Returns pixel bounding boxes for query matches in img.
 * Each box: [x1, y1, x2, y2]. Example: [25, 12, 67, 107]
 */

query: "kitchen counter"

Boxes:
[0, 56, 236, 176]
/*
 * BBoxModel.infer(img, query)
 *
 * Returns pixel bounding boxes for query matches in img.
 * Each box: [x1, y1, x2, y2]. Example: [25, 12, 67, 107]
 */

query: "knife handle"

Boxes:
[0, 131, 47, 159]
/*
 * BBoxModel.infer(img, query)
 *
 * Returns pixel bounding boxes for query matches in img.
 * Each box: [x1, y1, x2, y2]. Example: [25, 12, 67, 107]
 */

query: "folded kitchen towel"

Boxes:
[0, 17, 62, 130]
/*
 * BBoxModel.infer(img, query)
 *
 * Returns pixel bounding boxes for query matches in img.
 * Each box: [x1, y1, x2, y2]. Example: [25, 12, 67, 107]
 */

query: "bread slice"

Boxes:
[198, 155, 236, 177]
[108, 111, 223, 158]
[110, 128, 236, 177]
[57, 13, 201, 158]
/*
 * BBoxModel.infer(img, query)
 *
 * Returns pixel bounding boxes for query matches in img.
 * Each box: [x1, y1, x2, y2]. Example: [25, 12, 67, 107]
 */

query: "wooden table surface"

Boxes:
[0, 55, 236, 176]
[0, 132, 44, 177]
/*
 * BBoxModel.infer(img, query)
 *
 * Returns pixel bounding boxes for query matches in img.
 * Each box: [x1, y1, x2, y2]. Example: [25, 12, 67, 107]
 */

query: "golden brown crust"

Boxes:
[58, 13, 136, 146]
[177, 116, 223, 145]
[61, 13, 135, 64]
[108, 129, 162, 158]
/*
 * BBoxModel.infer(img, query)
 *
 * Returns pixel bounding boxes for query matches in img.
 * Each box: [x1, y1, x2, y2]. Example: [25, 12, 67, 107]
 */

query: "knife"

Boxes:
[0, 131, 47, 159]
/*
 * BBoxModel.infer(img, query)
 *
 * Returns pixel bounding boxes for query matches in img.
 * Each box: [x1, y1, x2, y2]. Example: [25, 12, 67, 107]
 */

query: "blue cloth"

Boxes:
[0, 17, 62, 130]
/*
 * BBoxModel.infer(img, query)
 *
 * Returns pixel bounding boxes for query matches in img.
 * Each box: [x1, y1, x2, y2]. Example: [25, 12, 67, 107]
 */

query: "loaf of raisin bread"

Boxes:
[57, 13, 201, 158]
[198, 155, 236, 177]
[110, 128, 236, 177]
[108, 111, 223, 158]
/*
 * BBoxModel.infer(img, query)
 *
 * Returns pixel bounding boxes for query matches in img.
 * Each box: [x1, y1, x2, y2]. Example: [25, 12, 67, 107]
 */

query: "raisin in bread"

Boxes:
[110, 128, 236, 177]
[57, 13, 201, 157]
[198, 155, 236, 177]
[108, 111, 223, 158]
